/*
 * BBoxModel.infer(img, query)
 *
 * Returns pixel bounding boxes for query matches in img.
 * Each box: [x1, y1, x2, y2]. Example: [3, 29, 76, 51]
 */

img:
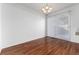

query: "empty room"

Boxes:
[0, 3, 79, 55]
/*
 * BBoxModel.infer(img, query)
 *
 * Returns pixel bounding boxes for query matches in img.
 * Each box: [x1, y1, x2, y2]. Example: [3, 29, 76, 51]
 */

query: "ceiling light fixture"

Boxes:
[41, 4, 52, 14]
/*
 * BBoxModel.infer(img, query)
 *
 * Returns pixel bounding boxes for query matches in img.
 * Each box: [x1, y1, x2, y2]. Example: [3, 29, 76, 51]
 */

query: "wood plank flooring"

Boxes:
[1, 36, 79, 55]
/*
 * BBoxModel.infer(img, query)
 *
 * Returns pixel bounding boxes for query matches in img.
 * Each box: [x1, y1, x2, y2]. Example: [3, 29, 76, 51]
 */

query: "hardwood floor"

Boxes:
[1, 36, 79, 55]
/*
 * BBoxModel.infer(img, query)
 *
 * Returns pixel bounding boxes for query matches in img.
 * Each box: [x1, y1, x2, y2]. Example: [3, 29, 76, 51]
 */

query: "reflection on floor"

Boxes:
[1, 36, 79, 55]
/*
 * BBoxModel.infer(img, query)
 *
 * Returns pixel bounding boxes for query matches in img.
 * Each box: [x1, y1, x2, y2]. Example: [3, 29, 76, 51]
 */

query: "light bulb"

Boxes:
[45, 6, 49, 9]
[48, 8, 52, 13]
[48, 9, 51, 13]
[42, 8, 45, 11]
[49, 7, 52, 10]
[43, 10, 47, 13]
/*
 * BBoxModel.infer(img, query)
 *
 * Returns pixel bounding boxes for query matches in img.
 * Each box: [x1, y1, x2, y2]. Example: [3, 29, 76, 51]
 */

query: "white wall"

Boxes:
[1, 4, 45, 48]
[47, 17, 56, 37]
[48, 5, 72, 40]
[48, 4, 79, 43]
[0, 4, 2, 52]
[70, 4, 79, 43]
[48, 12, 71, 40]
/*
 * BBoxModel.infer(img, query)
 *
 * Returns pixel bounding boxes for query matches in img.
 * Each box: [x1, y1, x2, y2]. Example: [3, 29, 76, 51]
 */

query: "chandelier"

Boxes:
[41, 4, 52, 14]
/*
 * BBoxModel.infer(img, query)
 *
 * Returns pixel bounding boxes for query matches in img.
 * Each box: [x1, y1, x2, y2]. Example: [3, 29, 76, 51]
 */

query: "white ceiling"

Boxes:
[23, 3, 74, 13]
[10, 3, 75, 13]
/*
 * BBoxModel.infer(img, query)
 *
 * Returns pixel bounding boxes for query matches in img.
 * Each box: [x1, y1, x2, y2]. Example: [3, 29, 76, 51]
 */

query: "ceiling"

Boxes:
[10, 3, 75, 14]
